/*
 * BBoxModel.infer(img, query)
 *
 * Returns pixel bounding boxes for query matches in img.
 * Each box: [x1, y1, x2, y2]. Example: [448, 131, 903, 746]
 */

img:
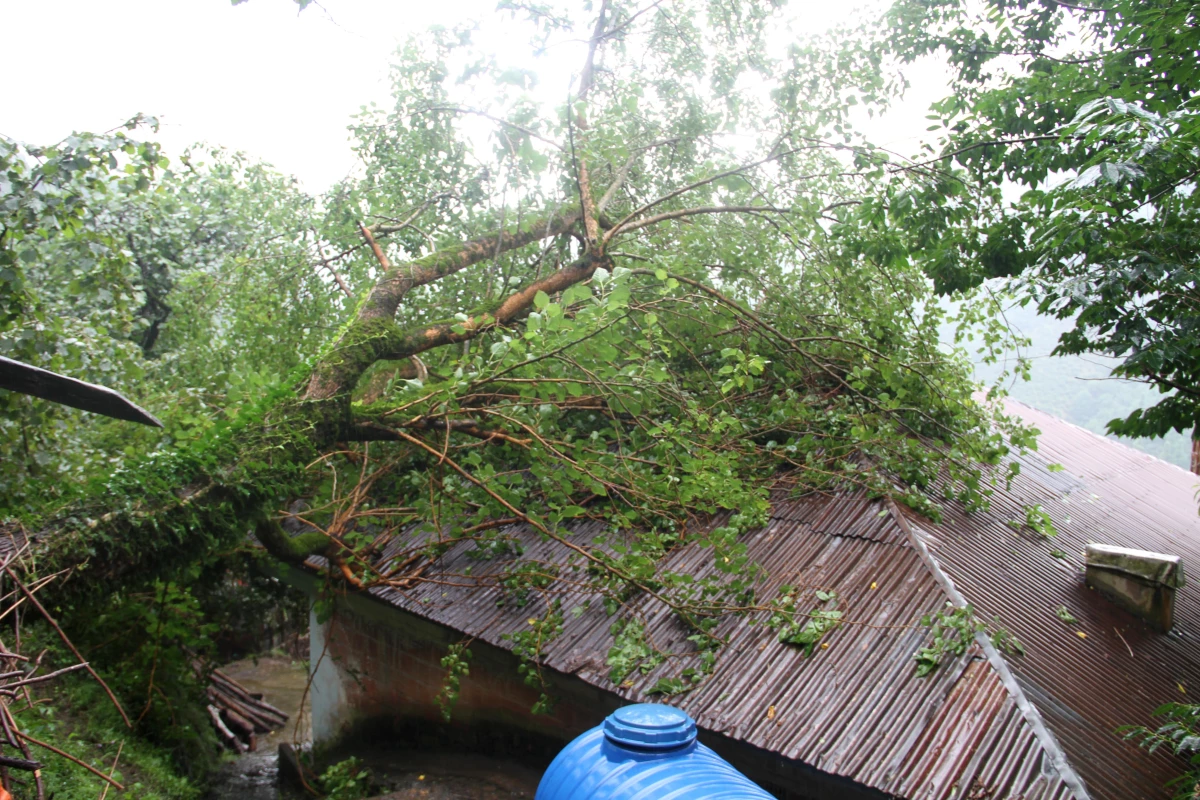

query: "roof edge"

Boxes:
[887, 498, 1091, 800]
[1002, 397, 1198, 482]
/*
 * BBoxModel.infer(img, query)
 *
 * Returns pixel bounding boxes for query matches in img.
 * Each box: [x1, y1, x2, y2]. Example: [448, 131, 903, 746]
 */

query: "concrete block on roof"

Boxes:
[1085, 544, 1184, 631]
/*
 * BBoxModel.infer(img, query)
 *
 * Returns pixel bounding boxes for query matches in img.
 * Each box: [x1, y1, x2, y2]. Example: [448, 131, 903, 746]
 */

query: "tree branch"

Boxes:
[378, 253, 611, 361]
[419, 107, 564, 152]
[613, 205, 791, 236]
[602, 151, 792, 247]
[357, 206, 583, 322]
[892, 135, 1065, 172]
[572, 0, 609, 251]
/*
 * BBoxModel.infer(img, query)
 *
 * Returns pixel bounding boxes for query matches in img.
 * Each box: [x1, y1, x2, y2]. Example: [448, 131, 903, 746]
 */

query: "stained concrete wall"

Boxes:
[296, 575, 620, 760]
[283, 567, 882, 800]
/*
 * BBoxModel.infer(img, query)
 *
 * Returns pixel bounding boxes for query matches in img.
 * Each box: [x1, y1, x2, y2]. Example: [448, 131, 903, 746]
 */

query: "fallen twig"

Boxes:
[1115, 627, 1134, 657]
[0, 663, 89, 692]
[17, 731, 124, 791]
[97, 741, 123, 800]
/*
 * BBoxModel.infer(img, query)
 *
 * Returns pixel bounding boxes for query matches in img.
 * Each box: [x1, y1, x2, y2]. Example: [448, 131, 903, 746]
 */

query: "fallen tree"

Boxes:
[5, 0, 1029, 734]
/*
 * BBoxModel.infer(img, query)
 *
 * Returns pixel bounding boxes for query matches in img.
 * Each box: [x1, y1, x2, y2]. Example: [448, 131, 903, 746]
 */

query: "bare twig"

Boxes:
[97, 741, 122, 800]
[0, 662, 89, 692]
[17, 732, 124, 791]
[2, 566, 131, 728]
[1114, 627, 1134, 657]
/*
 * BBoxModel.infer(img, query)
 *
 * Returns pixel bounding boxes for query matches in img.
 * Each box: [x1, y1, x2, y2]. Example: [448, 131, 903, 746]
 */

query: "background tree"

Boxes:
[879, 0, 1200, 461]
[0, 128, 326, 515]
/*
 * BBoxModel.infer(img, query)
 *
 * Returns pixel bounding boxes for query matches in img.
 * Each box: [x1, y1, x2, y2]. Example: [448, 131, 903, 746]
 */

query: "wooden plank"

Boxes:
[0, 357, 162, 427]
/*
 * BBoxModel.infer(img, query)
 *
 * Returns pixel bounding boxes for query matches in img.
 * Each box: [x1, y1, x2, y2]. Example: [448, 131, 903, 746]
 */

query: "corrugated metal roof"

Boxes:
[901, 399, 1200, 800]
[337, 490, 1071, 800]
[318, 398, 1199, 800]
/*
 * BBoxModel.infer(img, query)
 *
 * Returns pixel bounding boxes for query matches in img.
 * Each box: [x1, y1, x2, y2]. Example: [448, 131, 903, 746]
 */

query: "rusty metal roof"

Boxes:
[901, 399, 1200, 800]
[329, 397, 1199, 800]
[338, 490, 1066, 800]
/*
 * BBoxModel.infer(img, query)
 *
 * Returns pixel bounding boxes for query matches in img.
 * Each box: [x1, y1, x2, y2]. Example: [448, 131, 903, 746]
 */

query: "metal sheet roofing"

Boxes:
[338, 489, 1071, 800]
[321, 397, 1200, 800]
[903, 400, 1200, 800]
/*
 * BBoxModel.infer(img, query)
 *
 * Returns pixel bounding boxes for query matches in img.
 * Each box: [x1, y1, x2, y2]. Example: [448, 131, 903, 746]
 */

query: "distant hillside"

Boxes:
[970, 304, 1191, 469]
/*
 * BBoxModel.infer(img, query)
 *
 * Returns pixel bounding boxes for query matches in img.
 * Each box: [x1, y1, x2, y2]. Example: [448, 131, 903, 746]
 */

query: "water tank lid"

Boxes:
[603, 704, 697, 750]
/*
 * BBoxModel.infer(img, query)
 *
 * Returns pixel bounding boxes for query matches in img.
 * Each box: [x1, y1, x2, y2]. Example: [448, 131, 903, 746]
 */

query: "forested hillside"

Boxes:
[970, 304, 1191, 468]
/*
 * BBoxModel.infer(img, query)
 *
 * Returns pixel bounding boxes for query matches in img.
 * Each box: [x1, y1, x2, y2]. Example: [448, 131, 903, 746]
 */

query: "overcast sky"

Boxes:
[0, 0, 949, 192]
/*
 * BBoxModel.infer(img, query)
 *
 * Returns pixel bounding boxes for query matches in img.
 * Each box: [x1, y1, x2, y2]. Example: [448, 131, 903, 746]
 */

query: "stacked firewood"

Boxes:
[206, 669, 288, 753]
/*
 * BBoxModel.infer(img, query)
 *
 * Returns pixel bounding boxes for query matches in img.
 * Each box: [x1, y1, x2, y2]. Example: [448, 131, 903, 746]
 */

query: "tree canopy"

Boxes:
[881, 0, 1200, 446]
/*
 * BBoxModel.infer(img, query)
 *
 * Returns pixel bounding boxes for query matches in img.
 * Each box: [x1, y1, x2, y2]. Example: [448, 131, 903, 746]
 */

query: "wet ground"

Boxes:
[205, 655, 311, 800]
[204, 655, 541, 799]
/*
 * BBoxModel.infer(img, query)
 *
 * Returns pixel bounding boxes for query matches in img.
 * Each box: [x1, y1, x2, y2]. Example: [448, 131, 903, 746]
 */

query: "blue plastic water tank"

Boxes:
[536, 704, 776, 799]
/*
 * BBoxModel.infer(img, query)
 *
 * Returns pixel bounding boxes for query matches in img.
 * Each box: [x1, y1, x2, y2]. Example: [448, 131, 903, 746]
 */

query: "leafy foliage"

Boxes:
[1122, 703, 1200, 800]
[0, 132, 321, 515]
[1055, 606, 1077, 625]
[0, 118, 164, 509]
[914, 603, 1023, 678]
[883, 0, 1200, 445]
[16, 626, 203, 798]
[769, 587, 843, 657]
[436, 643, 473, 722]
[319, 756, 374, 800]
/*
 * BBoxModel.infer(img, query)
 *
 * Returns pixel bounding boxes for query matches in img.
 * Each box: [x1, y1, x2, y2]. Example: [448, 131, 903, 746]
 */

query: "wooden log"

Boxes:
[0, 754, 41, 771]
[217, 695, 276, 732]
[221, 708, 259, 753]
[210, 691, 278, 734]
[208, 670, 288, 730]
[211, 672, 286, 719]
[207, 705, 246, 754]
[221, 707, 255, 737]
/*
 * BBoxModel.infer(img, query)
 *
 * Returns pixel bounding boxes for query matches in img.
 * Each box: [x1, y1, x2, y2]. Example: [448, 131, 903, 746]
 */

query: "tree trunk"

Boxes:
[29, 207, 591, 597]
[1191, 422, 1200, 476]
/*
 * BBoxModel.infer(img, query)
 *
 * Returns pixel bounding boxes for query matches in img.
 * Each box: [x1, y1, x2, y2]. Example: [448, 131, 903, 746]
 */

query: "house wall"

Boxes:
[285, 568, 885, 800]
[306, 582, 620, 761]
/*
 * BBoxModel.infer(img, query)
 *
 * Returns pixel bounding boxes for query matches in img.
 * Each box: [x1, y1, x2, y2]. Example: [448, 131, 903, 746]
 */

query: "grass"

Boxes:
[4, 677, 200, 800]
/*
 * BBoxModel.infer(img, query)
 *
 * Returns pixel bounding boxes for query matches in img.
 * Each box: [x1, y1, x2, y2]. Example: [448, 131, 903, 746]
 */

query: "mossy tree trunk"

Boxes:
[35, 206, 594, 592]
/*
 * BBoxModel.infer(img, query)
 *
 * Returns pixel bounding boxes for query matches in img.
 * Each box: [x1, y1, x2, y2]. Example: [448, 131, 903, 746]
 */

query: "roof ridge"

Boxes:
[885, 498, 1091, 800]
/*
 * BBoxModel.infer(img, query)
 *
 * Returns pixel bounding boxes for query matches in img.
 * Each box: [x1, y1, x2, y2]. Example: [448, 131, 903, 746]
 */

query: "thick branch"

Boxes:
[380, 253, 610, 361]
[304, 207, 582, 401]
[255, 518, 329, 565]
[358, 207, 582, 322]
[573, 0, 608, 250]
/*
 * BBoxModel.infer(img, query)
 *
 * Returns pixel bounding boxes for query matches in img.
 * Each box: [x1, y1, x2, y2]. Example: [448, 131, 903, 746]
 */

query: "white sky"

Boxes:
[0, 0, 949, 193]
